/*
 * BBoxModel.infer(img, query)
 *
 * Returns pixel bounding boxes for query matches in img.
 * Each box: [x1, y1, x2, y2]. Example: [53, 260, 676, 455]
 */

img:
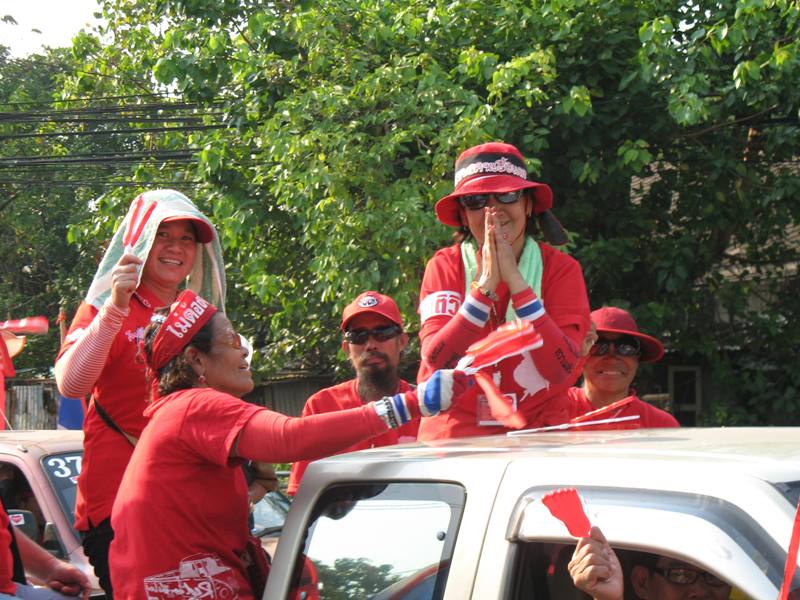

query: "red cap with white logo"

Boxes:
[341, 291, 403, 330]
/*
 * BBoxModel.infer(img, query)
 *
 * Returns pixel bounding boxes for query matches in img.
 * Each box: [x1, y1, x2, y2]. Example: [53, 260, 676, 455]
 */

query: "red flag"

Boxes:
[0, 316, 48, 335]
[542, 487, 592, 538]
[779, 499, 800, 600]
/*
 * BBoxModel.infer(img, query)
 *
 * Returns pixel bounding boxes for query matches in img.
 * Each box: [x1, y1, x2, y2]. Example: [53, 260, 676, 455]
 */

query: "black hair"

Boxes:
[142, 306, 216, 399]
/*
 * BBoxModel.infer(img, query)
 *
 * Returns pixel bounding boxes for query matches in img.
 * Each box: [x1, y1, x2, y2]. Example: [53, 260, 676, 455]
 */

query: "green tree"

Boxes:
[60, 0, 800, 422]
[315, 557, 400, 599]
[0, 46, 99, 374]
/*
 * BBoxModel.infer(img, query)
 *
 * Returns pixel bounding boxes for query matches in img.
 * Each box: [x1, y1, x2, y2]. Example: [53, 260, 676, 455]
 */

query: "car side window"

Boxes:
[0, 463, 45, 543]
[289, 482, 465, 600]
[509, 541, 754, 600]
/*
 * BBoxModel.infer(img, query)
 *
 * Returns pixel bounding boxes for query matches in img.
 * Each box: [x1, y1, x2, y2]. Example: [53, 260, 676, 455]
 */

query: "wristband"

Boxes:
[471, 281, 499, 302]
[373, 395, 412, 429]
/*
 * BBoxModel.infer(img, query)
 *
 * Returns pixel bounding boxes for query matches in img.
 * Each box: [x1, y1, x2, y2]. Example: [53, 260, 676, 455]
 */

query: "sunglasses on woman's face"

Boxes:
[344, 325, 402, 345]
[458, 190, 523, 211]
[589, 335, 641, 358]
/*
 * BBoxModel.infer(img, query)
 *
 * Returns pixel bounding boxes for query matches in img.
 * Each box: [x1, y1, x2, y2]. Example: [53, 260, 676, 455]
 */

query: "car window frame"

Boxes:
[508, 485, 796, 599]
[288, 480, 467, 600]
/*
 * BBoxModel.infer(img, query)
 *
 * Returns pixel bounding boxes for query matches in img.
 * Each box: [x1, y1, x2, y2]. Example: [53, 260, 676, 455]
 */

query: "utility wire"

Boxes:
[0, 93, 194, 108]
[0, 124, 226, 140]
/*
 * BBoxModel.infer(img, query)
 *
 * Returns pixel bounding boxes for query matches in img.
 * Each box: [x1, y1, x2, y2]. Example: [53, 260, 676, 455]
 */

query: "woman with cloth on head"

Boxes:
[416, 142, 591, 439]
[108, 290, 466, 598]
[54, 189, 226, 597]
[567, 306, 680, 428]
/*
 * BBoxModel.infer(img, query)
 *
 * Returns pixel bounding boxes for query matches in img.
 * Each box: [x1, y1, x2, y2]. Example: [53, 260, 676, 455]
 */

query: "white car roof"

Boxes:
[317, 427, 800, 484]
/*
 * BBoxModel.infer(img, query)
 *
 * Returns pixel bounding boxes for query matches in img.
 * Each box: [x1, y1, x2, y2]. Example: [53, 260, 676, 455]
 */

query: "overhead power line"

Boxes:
[0, 101, 224, 121]
[0, 124, 226, 141]
[0, 179, 208, 187]
[0, 93, 208, 109]
[0, 150, 196, 168]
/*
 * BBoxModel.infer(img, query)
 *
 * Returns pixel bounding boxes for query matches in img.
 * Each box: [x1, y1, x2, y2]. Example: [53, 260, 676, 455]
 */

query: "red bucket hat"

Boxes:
[591, 307, 664, 363]
[435, 142, 554, 228]
[341, 291, 403, 331]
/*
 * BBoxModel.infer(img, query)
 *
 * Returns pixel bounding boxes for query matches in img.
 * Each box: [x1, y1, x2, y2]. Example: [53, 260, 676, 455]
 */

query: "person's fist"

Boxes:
[375, 370, 472, 429]
[110, 253, 143, 309]
[415, 369, 471, 416]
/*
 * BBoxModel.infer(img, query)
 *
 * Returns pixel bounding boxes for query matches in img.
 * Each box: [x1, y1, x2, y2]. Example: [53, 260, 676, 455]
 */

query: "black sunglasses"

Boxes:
[652, 567, 727, 587]
[589, 335, 641, 358]
[344, 325, 402, 345]
[458, 190, 524, 211]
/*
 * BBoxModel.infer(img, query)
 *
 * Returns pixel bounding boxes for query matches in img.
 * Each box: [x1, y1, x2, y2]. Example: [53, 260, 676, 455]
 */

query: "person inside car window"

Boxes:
[568, 526, 732, 600]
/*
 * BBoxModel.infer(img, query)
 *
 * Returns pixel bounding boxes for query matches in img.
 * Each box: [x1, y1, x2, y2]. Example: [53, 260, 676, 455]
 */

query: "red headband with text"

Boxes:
[149, 290, 217, 370]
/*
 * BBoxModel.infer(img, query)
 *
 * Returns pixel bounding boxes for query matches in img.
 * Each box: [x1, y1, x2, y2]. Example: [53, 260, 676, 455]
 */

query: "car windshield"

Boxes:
[251, 490, 291, 536]
[41, 450, 82, 535]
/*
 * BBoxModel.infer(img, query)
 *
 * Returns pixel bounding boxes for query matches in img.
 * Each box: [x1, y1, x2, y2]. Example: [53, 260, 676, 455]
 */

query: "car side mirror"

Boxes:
[7, 509, 38, 541]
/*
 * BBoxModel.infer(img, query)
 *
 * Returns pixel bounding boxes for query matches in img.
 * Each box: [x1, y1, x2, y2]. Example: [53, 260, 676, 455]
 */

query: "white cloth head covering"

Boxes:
[84, 189, 226, 311]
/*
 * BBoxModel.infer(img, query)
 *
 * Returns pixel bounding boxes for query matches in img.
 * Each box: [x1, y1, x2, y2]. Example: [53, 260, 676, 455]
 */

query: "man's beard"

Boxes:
[356, 351, 399, 400]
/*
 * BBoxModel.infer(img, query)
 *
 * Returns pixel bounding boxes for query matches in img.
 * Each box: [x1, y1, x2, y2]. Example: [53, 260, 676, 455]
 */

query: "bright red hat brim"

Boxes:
[595, 326, 664, 363]
[435, 176, 553, 228]
[161, 216, 215, 243]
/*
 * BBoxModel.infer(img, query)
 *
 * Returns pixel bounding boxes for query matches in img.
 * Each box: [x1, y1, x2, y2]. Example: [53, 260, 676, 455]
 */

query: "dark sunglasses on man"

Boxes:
[344, 325, 402, 345]
[589, 335, 642, 358]
[458, 190, 524, 211]
[651, 566, 728, 587]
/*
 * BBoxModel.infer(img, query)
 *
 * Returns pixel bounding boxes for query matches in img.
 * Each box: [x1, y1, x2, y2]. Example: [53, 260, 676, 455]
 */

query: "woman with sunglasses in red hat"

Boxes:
[416, 142, 591, 439]
[567, 306, 679, 429]
[108, 290, 467, 599]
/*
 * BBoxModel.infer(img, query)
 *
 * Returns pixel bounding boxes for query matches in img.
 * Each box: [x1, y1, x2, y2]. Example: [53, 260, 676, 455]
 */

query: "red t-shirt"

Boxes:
[416, 242, 590, 439]
[58, 287, 165, 531]
[566, 387, 681, 429]
[109, 388, 263, 600]
[0, 502, 15, 595]
[286, 379, 418, 495]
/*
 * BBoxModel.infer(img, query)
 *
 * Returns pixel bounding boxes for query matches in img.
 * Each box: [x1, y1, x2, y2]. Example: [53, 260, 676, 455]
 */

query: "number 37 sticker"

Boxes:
[45, 453, 82, 479]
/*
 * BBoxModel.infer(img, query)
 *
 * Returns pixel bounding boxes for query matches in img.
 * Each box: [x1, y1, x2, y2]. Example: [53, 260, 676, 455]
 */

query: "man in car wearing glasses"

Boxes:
[567, 306, 679, 428]
[569, 526, 732, 599]
[287, 291, 418, 495]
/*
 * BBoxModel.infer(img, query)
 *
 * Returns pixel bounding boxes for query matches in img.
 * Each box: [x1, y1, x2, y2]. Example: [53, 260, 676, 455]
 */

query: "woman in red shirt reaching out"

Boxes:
[417, 142, 591, 439]
[109, 290, 467, 599]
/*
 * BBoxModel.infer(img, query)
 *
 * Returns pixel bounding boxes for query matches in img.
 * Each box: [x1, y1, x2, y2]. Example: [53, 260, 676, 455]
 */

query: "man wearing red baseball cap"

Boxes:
[287, 291, 418, 494]
[416, 142, 591, 439]
[567, 306, 680, 428]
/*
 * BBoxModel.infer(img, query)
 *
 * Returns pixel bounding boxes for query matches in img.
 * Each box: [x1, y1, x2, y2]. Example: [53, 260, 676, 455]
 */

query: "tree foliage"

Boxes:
[314, 557, 400, 599]
[51, 0, 800, 422]
[0, 46, 102, 375]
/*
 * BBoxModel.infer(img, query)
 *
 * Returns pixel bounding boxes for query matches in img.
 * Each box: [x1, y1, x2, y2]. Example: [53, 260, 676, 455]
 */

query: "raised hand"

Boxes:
[488, 207, 527, 294]
[568, 527, 624, 600]
[110, 253, 144, 309]
[477, 207, 501, 292]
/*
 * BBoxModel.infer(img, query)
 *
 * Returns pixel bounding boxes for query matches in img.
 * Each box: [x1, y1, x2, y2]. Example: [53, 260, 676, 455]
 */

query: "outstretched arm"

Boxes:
[16, 529, 90, 598]
[236, 371, 469, 463]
